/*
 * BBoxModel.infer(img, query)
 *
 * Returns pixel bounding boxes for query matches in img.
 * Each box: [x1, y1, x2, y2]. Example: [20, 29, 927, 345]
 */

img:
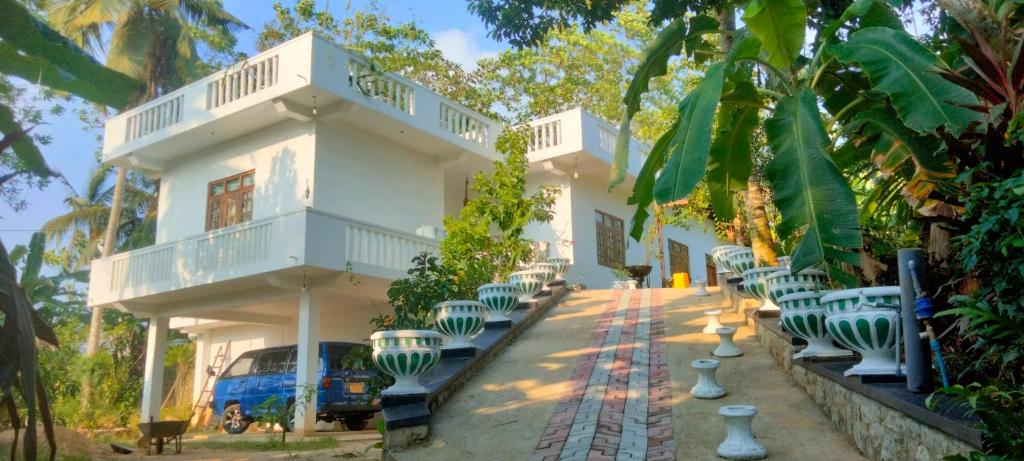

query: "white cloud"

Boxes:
[433, 28, 499, 72]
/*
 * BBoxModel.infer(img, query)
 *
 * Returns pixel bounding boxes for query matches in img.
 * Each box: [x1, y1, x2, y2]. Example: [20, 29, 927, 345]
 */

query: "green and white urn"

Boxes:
[433, 300, 486, 350]
[547, 257, 572, 281]
[370, 330, 443, 395]
[711, 245, 741, 273]
[722, 248, 755, 275]
[531, 263, 559, 286]
[477, 283, 520, 323]
[764, 269, 828, 305]
[777, 291, 852, 359]
[821, 287, 903, 376]
[741, 267, 785, 311]
[508, 270, 545, 302]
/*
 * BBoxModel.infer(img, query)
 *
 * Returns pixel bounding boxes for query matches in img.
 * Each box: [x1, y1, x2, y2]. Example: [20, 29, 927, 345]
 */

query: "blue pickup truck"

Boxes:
[213, 341, 378, 433]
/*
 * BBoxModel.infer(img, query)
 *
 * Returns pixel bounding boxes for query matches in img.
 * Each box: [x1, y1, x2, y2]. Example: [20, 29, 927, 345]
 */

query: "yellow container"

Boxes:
[673, 272, 690, 288]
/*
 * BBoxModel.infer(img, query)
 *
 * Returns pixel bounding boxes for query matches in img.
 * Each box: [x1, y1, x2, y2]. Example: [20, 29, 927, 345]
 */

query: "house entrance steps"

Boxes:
[388, 288, 868, 461]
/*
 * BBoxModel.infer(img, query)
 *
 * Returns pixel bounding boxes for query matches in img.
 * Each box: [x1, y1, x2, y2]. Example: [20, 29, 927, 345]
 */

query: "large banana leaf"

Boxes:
[707, 79, 760, 220]
[765, 90, 862, 273]
[0, 103, 56, 182]
[742, 0, 807, 70]
[820, 0, 902, 40]
[831, 27, 982, 136]
[653, 62, 726, 204]
[0, 0, 140, 109]
[626, 118, 679, 241]
[845, 107, 949, 173]
[611, 17, 720, 188]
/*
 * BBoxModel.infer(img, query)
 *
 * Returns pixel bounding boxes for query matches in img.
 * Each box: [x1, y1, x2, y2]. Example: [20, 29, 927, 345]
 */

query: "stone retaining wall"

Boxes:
[732, 281, 980, 461]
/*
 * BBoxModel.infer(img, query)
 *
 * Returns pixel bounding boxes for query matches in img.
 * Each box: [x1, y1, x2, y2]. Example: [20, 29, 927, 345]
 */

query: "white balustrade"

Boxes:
[439, 102, 488, 146]
[207, 54, 279, 109]
[109, 244, 176, 291]
[194, 220, 273, 272]
[529, 119, 562, 152]
[345, 222, 439, 273]
[598, 126, 616, 153]
[347, 58, 415, 115]
[124, 95, 185, 142]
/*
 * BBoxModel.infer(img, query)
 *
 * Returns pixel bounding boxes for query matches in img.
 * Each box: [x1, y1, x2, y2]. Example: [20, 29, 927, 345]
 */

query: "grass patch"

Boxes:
[187, 435, 338, 452]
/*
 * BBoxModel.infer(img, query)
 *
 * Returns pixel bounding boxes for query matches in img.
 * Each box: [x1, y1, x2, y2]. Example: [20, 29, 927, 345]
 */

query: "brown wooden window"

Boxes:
[206, 170, 255, 231]
[668, 239, 690, 276]
[595, 210, 625, 268]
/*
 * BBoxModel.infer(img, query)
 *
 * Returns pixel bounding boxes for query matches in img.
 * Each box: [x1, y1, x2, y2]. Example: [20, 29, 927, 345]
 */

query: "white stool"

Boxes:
[713, 326, 743, 357]
[693, 279, 709, 296]
[717, 405, 766, 460]
[690, 359, 726, 399]
[703, 309, 724, 334]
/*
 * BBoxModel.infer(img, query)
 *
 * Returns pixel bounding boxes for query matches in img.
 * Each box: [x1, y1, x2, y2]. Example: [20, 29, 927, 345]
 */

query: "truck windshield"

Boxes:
[325, 344, 358, 371]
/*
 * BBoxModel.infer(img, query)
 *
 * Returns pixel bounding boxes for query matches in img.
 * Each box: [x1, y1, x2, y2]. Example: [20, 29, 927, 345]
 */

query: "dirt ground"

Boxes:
[391, 288, 868, 461]
[1, 426, 382, 461]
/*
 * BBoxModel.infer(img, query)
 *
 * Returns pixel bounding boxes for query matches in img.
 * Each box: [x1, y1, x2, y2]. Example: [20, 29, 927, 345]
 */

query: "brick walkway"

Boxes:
[532, 289, 674, 461]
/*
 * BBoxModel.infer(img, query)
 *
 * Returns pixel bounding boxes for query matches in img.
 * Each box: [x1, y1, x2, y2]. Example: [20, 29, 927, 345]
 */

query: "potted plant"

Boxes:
[611, 266, 637, 289]
[369, 252, 449, 395]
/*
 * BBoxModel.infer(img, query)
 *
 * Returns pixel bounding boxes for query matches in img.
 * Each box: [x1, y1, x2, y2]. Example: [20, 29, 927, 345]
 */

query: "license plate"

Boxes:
[347, 382, 366, 393]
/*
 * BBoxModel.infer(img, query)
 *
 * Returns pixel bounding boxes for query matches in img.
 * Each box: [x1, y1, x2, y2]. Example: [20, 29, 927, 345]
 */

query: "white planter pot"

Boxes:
[508, 270, 546, 302]
[370, 330, 443, 395]
[546, 257, 572, 281]
[693, 280, 709, 297]
[777, 291, 852, 359]
[691, 359, 726, 399]
[722, 248, 755, 275]
[713, 326, 743, 358]
[433, 300, 486, 349]
[741, 267, 785, 311]
[764, 268, 827, 305]
[711, 245, 742, 270]
[717, 405, 766, 460]
[477, 283, 520, 323]
[820, 286, 902, 315]
[703, 309, 724, 334]
[530, 263, 559, 286]
[825, 308, 903, 376]
[612, 280, 638, 290]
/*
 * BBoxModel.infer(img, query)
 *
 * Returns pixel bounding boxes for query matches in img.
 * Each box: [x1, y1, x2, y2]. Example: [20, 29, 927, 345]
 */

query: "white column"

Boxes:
[190, 333, 209, 412]
[141, 317, 169, 423]
[294, 290, 321, 435]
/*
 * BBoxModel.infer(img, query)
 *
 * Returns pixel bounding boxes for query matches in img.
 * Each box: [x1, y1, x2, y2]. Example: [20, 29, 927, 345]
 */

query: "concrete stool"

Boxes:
[690, 359, 726, 399]
[717, 405, 766, 460]
[703, 309, 724, 334]
[713, 326, 743, 357]
[693, 279, 710, 296]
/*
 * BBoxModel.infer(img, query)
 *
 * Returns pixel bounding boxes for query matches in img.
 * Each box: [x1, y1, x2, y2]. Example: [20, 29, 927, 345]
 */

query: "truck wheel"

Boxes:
[284, 402, 296, 433]
[222, 404, 251, 434]
[344, 416, 369, 431]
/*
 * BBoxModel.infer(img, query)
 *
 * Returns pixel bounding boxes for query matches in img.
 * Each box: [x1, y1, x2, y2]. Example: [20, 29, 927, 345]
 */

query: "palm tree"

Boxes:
[47, 0, 247, 407]
[42, 165, 113, 269]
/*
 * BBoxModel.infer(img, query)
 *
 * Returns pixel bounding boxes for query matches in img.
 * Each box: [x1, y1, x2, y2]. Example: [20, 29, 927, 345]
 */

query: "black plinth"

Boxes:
[548, 279, 567, 286]
[516, 300, 538, 310]
[485, 319, 513, 329]
[861, 373, 908, 385]
[441, 346, 477, 359]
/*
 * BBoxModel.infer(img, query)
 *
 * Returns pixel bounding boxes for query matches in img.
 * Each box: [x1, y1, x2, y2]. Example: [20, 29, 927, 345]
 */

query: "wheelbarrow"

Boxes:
[137, 417, 189, 455]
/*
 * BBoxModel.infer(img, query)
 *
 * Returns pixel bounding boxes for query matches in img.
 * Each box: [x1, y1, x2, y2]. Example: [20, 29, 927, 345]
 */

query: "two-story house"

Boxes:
[86, 32, 719, 434]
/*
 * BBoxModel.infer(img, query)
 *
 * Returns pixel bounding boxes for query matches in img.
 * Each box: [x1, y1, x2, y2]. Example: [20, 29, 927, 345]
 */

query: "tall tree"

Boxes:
[47, 0, 247, 410]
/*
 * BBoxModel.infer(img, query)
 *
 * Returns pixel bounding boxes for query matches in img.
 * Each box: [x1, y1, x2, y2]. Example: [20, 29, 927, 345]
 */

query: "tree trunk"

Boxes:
[654, 204, 668, 287]
[718, 7, 736, 53]
[746, 175, 778, 265]
[937, 0, 1001, 45]
[82, 166, 127, 408]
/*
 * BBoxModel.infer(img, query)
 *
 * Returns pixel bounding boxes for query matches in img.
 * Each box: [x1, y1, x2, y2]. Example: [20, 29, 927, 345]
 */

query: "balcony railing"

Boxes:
[89, 208, 440, 307]
[102, 33, 498, 161]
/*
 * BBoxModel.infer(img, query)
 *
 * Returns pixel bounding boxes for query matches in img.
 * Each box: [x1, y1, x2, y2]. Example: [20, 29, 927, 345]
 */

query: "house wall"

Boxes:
[523, 172, 574, 260]
[155, 120, 316, 244]
[312, 121, 446, 234]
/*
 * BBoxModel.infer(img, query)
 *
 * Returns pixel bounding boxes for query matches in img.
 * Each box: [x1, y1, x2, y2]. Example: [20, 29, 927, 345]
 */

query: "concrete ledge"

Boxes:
[748, 310, 982, 460]
[382, 285, 569, 450]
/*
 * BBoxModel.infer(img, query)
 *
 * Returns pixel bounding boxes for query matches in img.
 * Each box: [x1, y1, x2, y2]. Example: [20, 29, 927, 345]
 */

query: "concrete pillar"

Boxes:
[295, 290, 321, 435]
[141, 317, 169, 423]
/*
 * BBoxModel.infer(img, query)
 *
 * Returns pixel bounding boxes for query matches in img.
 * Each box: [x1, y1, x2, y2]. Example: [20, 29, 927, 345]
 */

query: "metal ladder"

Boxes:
[190, 341, 230, 428]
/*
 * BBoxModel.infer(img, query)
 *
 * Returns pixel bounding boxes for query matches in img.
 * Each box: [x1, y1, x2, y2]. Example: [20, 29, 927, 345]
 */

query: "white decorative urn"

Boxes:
[476, 283, 520, 323]
[433, 300, 486, 349]
[717, 405, 767, 460]
[764, 268, 828, 305]
[703, 309, 724, 334]
[821, 287, 903, 376]
[508, 270, 546, 302]
[777, 291, 852, 359]
[546, 257, 572, 281]
[693, 279, 710, 296]
[713, 326, 743, 357]
[691, 359, 726, 399]
[711, 245, 742, 275]
[722, 248, 755, 275]
[741, 266, 786, 311]
[370, 330, 443, 395]
[530, 262, 559, 286]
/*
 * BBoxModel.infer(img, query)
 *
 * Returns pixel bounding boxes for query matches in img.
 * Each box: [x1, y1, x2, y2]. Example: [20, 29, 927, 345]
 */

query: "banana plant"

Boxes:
[613, 0, 981, 278]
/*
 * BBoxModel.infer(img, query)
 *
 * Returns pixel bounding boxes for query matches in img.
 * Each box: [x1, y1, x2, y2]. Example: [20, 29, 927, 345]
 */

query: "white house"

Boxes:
[85, 32, 719, 434]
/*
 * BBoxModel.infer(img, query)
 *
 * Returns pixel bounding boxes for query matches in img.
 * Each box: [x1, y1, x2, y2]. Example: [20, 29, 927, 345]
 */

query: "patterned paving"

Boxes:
[532, 289, 675, 461]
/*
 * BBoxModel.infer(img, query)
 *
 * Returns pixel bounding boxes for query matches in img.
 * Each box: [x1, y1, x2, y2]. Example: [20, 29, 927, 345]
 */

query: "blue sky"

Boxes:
[2, 0, 507, 251]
